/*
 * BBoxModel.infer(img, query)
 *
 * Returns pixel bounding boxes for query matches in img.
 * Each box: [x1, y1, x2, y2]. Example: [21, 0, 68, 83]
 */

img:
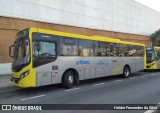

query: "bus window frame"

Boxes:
[61, 37, 78, 56]
[32, 33, 58, 68]
[32, 40, 57, 68]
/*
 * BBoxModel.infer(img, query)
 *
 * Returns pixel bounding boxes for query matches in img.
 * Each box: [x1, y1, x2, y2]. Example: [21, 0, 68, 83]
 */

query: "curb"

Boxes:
[0, 74, 11, 76]
[0, 74, 12, 89]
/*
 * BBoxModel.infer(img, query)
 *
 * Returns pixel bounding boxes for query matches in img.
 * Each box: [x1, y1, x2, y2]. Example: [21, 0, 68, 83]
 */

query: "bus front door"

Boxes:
[36, 66, 52, 87]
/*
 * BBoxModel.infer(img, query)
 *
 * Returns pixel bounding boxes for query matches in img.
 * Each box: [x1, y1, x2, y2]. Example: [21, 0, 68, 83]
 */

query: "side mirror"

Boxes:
[9, 45, 15, 58]
[36, 42, 41, 52]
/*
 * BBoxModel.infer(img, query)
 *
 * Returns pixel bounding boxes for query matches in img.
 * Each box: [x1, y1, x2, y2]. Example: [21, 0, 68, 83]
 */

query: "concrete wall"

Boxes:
[0, 63, 11, 75]
[0, 17, 149, 74]
[1, 0, 159, 74]
[0, 0, 160, 36]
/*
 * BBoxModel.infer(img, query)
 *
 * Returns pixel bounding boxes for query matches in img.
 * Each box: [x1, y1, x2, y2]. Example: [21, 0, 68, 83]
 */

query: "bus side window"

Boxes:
[93, 41, 99, 56]
[137, 46, 144, 57]
[99, 42, 105, 56]
[128, 45, 136, 56]
[78, 39, 93, 56]
[105, 42, 112, 56]
[61, 37, 78, 56]
[119, 44, 129, 57]
[109, 43, 119, 56]
[133, 46, 143, 57]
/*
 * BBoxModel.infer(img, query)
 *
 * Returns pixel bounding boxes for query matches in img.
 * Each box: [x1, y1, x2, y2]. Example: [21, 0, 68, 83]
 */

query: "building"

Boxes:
[0, 0, 160, 74]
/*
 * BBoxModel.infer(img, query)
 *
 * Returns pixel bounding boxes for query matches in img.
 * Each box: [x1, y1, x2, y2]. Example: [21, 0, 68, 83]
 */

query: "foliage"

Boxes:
[150, 29, 160, 39]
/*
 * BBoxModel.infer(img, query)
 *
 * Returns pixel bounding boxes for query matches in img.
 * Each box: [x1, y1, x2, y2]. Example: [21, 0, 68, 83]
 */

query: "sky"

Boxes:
[135, 0, 160, 12]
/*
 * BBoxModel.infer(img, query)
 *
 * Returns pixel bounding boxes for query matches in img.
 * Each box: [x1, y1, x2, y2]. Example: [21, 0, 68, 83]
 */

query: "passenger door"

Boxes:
[36, 67, 52, 86]
[112, 57, 122, 75]
[32, 33, 57, 86]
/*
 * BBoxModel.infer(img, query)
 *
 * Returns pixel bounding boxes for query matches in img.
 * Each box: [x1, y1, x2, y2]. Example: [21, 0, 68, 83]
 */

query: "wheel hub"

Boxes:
[68, 75, 73, 84]
[125, 69, 129, 76]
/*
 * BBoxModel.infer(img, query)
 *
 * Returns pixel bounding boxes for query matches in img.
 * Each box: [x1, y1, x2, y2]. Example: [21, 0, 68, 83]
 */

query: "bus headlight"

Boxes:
[20, 70, 30, 80]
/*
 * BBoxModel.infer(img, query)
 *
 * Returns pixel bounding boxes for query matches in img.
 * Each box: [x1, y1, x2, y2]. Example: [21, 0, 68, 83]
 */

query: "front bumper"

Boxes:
[11, 76, 35, 88]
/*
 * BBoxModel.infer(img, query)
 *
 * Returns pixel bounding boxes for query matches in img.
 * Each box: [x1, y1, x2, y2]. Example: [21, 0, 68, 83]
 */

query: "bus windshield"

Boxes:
[146, 50, 155, 63]
[13, 38, 30, 66]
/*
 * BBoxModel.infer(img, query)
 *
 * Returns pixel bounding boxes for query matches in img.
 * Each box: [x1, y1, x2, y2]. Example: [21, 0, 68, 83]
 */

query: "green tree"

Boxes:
[150, 29, 160, 46]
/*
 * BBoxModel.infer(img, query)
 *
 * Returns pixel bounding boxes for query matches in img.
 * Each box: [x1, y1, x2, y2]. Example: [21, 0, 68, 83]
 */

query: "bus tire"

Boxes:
[62, 70, 75, 88]
[122, 66, 130, 78]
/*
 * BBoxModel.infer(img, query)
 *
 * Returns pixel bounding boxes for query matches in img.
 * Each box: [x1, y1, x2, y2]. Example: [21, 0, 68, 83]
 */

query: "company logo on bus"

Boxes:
[97, 58, 108, 65]
[76, 60, 90, 65]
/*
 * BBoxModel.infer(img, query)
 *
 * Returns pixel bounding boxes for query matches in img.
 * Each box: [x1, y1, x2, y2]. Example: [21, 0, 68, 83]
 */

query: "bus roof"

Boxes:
[146, 46, 160, 50]
[29, 27, 145, 47]
[154, 46, 160, 49]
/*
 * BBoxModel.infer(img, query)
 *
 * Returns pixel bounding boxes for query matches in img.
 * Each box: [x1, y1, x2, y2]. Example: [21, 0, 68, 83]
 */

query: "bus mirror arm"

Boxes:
[9, 45, 14, 58]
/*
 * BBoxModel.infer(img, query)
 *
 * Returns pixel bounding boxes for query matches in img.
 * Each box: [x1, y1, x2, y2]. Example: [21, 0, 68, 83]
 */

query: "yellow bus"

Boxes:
[146, 46, 160, 70]
[9, 28, 145, 88]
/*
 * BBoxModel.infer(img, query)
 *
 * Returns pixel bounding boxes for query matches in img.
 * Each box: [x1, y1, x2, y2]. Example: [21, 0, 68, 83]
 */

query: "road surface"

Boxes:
[0, 71, 160, 113]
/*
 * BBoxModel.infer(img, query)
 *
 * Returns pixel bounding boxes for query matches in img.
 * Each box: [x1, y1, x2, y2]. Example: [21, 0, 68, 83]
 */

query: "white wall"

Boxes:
[0, 0, 160, 36]
[0, 63, 11, 75]
[0, 0, 160, 74]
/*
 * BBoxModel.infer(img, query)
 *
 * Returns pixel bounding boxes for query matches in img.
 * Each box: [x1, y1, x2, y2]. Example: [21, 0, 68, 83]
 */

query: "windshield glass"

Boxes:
[146, 50, 155, 63]
[13, 38, 30, 66]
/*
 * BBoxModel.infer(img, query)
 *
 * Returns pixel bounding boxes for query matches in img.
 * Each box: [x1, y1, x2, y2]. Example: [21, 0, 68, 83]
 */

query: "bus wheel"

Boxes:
[122, 66, 130, 78]
[62, 71, 75, 88]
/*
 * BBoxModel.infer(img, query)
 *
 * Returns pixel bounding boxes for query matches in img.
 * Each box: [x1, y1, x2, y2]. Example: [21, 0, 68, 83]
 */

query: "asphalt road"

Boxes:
[0, 71, 160, 113]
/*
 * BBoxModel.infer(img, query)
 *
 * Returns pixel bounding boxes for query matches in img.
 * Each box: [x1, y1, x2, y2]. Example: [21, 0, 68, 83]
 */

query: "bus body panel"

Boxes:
[11, 63, 36, 88]
[35, 56, 144, 87]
